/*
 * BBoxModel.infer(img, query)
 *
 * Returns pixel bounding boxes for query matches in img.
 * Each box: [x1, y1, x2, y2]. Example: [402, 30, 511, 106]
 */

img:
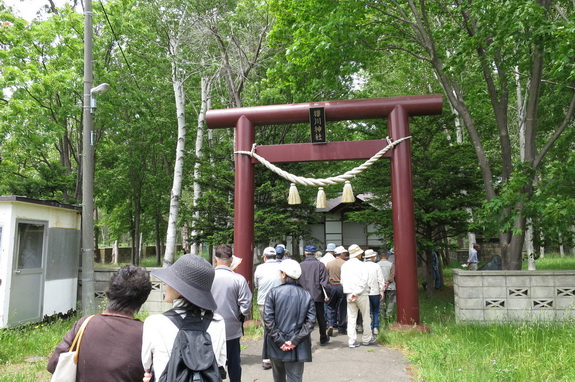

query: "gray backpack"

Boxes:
[157, 309, 223, 382]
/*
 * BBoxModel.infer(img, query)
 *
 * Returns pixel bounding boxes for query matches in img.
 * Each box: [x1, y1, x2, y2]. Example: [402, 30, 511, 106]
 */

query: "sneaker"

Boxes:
[327, 326, 334, 337]
[262, 361, 272, 370]
[349, 342, 361, 348]
[362, 336, 376, 346]
[373, 328, 379, 335]
[320, 337, 330, 346]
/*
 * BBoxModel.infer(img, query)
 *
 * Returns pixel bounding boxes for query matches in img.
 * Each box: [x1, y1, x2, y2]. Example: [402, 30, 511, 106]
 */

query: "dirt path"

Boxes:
[240, 328, 413, 382]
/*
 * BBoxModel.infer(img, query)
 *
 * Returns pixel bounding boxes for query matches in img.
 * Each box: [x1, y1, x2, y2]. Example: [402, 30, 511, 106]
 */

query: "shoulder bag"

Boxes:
[50, 315, 95, 382]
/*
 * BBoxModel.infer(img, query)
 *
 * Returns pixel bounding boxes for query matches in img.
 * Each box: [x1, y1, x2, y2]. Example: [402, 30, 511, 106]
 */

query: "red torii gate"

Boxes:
[206, 95, 443, 325]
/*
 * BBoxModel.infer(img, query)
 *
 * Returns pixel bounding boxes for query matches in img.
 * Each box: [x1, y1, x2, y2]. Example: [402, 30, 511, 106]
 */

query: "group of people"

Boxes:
[253, 243, 397, 367]
[47, 242, 396, 382]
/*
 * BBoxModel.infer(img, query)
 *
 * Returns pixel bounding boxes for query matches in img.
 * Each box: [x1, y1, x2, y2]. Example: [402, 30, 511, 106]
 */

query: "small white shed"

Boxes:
[0, 196, 81, 328]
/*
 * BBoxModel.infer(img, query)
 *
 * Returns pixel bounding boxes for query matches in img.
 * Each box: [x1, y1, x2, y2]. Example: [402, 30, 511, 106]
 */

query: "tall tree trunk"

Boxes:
[163, 69, 187, 267]
[155, 208, 163, 266]
[134, 198, 141, 266]
[190, 76, 212, 255]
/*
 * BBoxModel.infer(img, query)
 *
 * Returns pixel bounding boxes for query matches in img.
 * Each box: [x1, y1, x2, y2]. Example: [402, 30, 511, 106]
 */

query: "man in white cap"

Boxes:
[254, 246, 282, 370]
[320, 243, 337, 266]
[326, 245, 348, 336]
[211, 244, 253, 382]
[364, 249, 385, 335]
[340, 244, 375, 347]
[263, 259, 316, 382]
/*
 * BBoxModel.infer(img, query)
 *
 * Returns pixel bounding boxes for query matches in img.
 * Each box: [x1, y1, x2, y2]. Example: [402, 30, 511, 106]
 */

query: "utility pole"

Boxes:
[81, 0, 96, 314]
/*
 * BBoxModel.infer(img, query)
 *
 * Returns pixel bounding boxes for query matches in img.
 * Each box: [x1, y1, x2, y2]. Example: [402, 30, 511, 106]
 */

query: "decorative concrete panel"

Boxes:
[533, 299, 554, 309]
[453, 269, 575, 323]
[556, 288, 575, 297]
[485, 299, 505, 309]
[508, 288, 529, 297]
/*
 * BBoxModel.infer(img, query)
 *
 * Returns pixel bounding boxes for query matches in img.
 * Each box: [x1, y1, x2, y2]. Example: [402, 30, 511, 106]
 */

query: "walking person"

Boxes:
[254, 246, 282, 370]
[466, 243, 480, 270]
[299, 244, 330, 346]
[325, 245, 348, 336]
[211, 244, 253, 382]
[263, 259, 316, 382]
[341, 244, 375, 348]
[141, 254, 227, 380]
[48, 265, 153, 382]
[364, 249, 385, 335]
[378, 248, 396, 322]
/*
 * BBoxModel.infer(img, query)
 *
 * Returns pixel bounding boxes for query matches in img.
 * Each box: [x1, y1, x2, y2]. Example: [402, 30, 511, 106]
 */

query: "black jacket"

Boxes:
[263, 282, 316, 362]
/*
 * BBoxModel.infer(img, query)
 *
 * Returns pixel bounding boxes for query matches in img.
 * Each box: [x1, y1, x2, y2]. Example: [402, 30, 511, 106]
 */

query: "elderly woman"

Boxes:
[47, 265, 153, 381]
[141, 254, 227, 380]
[263, 259, 316, 382]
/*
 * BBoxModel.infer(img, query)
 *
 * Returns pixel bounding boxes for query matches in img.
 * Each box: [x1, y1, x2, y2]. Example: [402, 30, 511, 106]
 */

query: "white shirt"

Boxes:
[340, 257, 368, 296]
[379, 259, 396, 291]
[364, 260, 385, 295]
[141, 302, 227, 377]
[320, 252, 336, 266]
[254, 259, 281, 305]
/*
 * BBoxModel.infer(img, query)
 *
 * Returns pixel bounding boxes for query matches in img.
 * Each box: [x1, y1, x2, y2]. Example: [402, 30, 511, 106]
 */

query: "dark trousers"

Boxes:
[327, 284, 347, 333]
[314, 301, 328, 343]
[271, 360, 305, 382]
[226, 337, 242, 382]
[369, 294, 381, 331]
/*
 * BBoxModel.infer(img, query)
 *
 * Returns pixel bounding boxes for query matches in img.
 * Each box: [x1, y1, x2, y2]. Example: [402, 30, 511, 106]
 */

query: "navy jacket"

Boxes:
[263, 282, 316, 362]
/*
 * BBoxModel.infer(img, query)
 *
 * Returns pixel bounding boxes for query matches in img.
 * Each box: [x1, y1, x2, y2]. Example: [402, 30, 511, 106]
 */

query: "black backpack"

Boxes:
[157, 309, 223, 382]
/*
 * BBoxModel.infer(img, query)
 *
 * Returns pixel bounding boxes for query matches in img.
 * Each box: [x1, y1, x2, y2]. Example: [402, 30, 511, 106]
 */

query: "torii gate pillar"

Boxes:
[206, 95, 443, 325]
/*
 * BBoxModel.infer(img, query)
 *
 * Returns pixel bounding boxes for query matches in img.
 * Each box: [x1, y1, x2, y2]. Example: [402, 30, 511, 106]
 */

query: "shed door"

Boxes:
[8, 221, 47, 326]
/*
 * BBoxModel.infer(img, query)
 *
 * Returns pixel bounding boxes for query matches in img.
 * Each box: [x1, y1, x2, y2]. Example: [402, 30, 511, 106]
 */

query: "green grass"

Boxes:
[380, 254, 575, 381]
[0, 318, 72, 382]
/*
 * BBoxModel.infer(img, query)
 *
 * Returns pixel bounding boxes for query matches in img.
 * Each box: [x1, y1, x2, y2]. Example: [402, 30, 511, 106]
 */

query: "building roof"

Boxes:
[315, 193, 376, 213]
[0, 196, 81, 211]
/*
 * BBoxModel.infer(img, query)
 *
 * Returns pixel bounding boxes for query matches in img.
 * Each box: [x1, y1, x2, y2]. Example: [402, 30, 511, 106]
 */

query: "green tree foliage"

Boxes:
[0, 5, 84, 202]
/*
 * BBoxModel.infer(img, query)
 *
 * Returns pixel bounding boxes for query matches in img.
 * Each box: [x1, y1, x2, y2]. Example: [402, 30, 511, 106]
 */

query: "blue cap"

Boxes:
[304, 245, 316, 253]
[275, 245, 285, 258]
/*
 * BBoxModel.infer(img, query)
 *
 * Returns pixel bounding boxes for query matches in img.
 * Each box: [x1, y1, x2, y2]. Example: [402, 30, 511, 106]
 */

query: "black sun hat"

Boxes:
[152, 254, 217, 311]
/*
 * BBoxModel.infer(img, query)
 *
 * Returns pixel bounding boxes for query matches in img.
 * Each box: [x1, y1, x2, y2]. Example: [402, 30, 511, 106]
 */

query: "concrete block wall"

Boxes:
[454, 269, 575, 323]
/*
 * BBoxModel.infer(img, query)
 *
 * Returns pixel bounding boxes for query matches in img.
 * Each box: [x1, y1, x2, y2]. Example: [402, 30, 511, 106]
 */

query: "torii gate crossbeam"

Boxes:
[206, 95, 443, 325]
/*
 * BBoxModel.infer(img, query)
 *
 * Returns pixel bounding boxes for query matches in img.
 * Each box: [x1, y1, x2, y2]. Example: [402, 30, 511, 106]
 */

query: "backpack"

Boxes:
[157, 309, 223, 382]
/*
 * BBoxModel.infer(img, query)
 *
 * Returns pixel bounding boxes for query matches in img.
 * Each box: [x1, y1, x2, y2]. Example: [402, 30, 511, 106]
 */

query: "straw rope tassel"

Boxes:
[341, 180, 355, 203]
[316, 187, 327, 208]
[288, 183, 301, 205]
